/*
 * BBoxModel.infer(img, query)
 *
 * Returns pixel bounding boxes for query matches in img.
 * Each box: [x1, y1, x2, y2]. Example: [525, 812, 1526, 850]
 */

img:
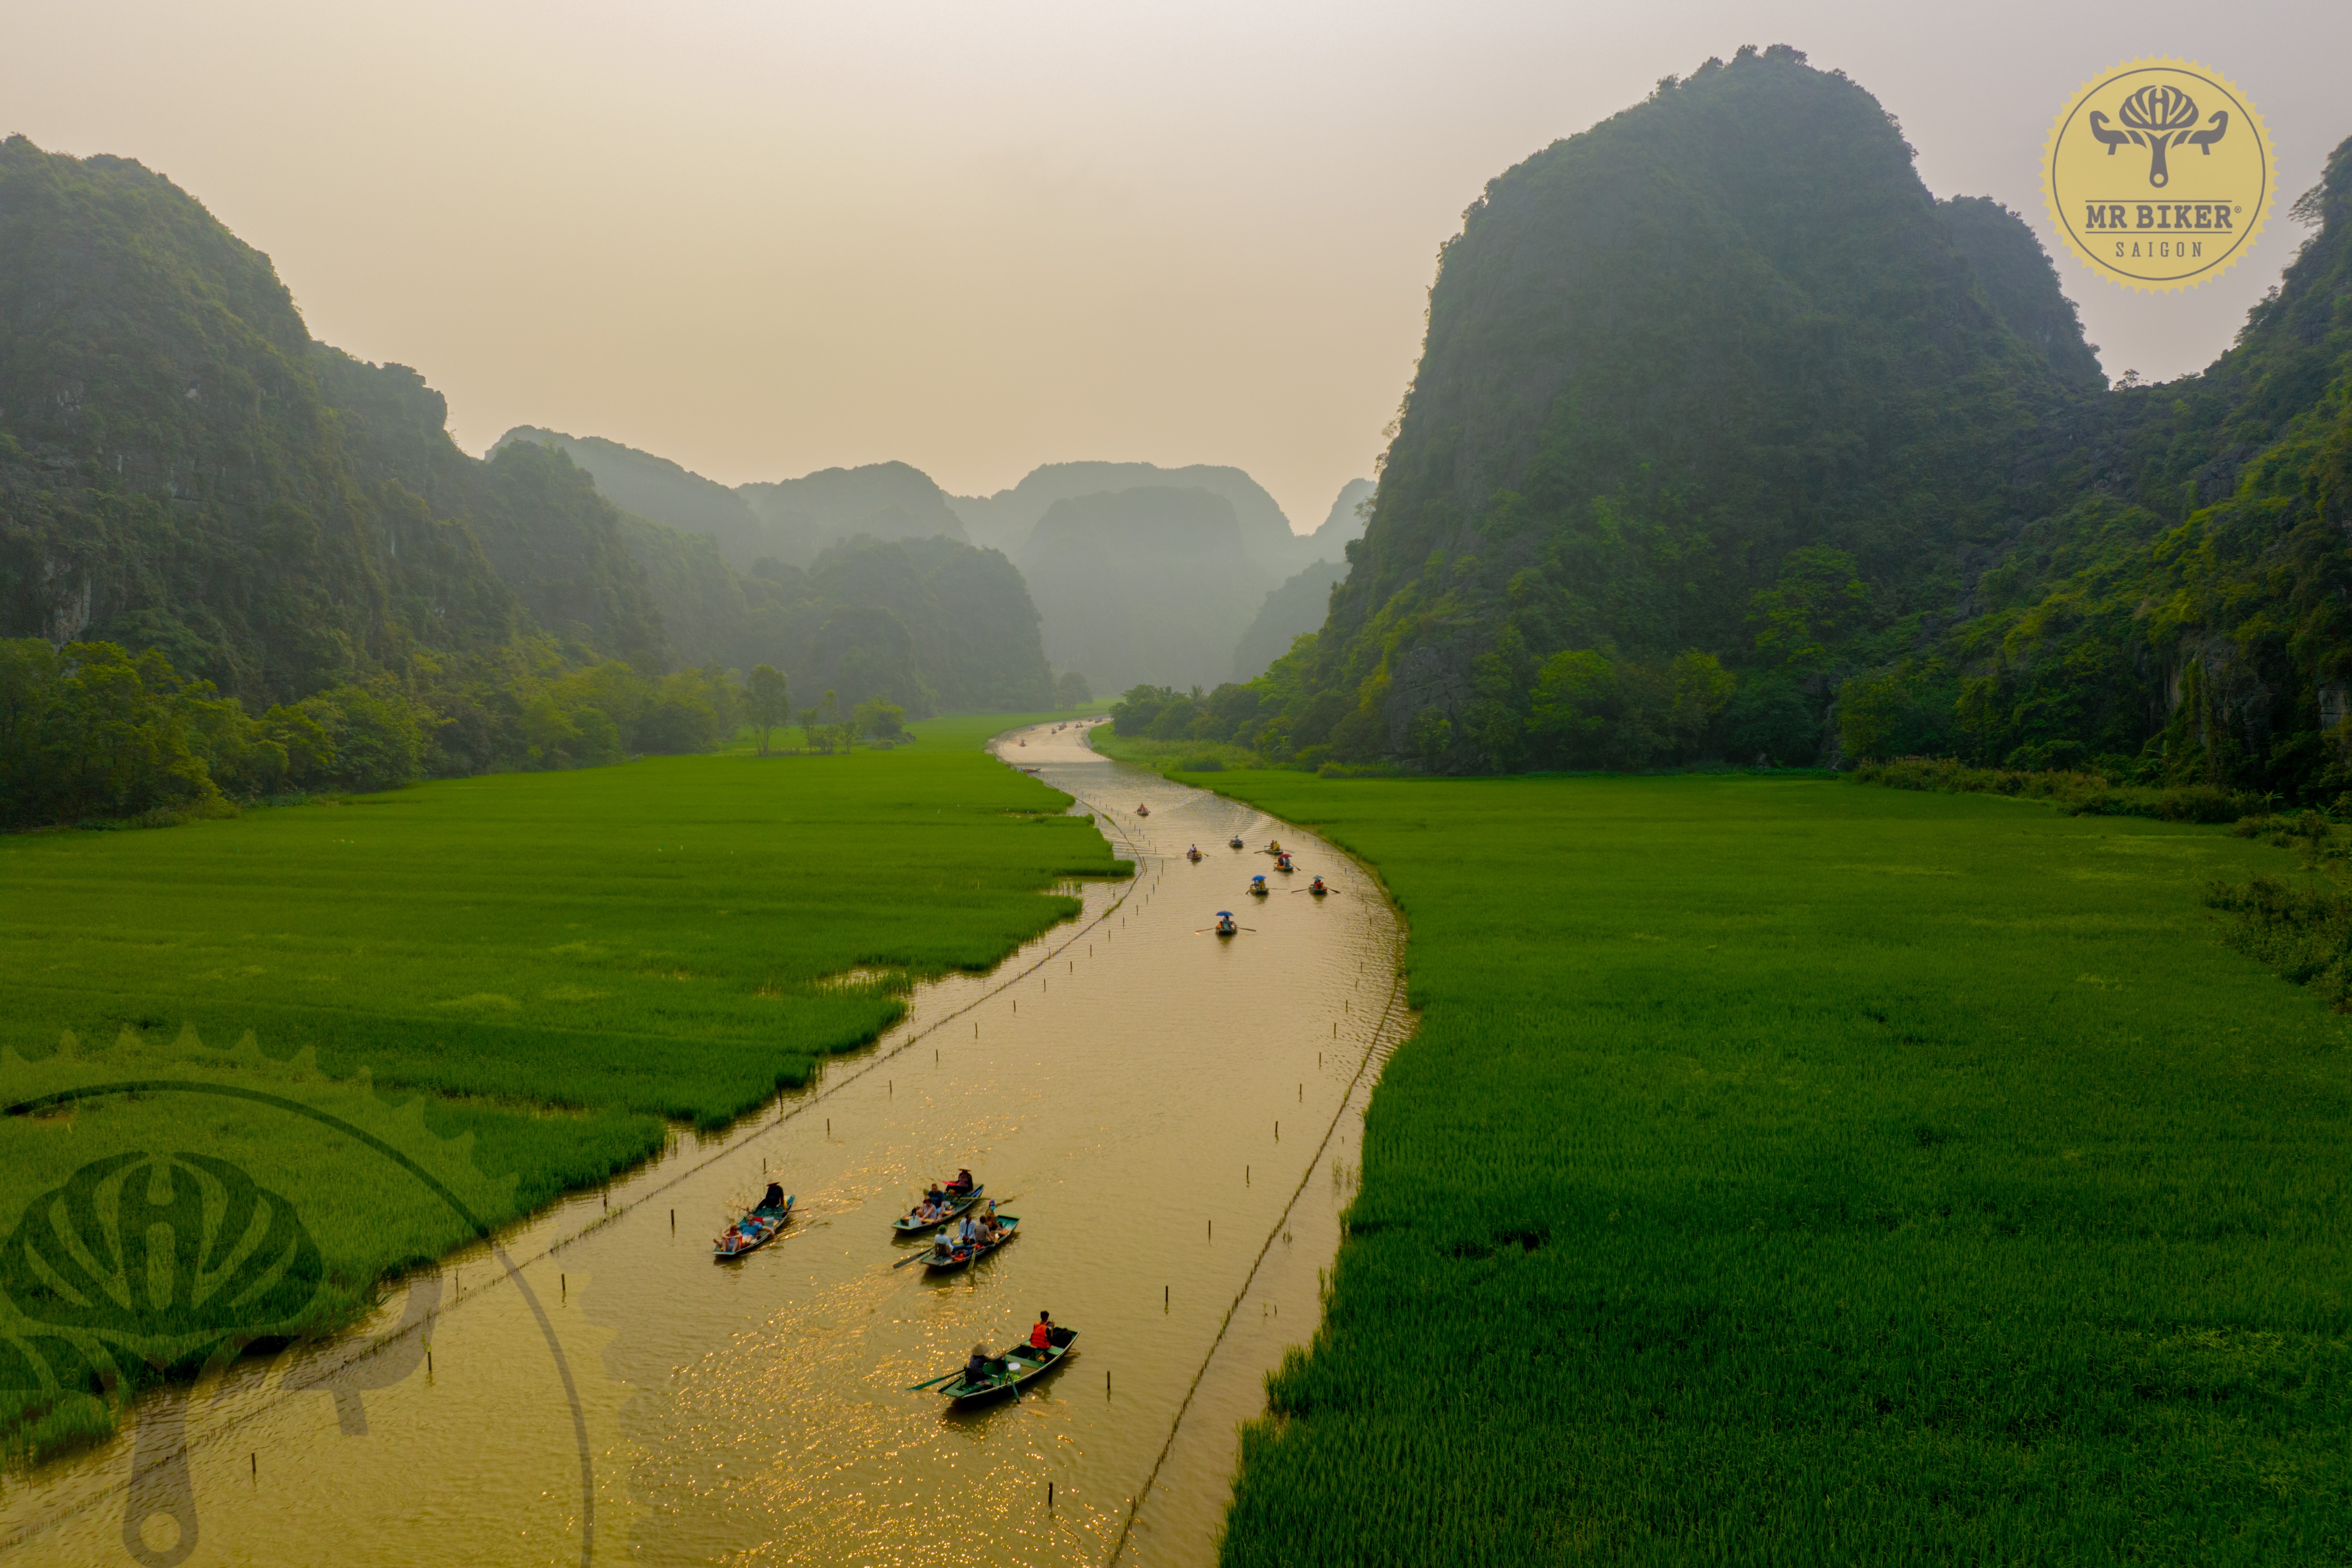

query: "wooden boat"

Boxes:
[1228, 836, 1245, 849]
[1215, 911, 1238, 936]
[922, 1216, 1019, 1273]
[1136, 803, 1150, 816]
[917, 1328, 1079, 1404]
[713, 1194, 794, 1258]
[1186, 848, 1203, 862]
[892, 1184, 985, 1235]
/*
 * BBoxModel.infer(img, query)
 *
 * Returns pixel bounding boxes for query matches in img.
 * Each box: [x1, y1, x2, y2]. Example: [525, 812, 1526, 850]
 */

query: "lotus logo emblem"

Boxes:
[2, 1154, 324, 1565]
[2088, 83, 2229, 188]
[2, 1152, 325, 1365]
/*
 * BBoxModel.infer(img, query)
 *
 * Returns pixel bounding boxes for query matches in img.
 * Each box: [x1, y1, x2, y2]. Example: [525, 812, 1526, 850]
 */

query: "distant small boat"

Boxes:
[919, 1328, 1078, 1404]
[1309, 877, 1329, 897]
[1186, 847, 1203, 862]
[1274, 852, 1295, 872]
[1249, 876, 1269, 897]
[714, 1194, 795, 1258]
[922, 1216, 1020, 1273]
[1216, 911, 1238, 936]
[892, 1184, 985, 1235]
[1136, 803, 1151, 816]
[1228, 836, 1245, 849]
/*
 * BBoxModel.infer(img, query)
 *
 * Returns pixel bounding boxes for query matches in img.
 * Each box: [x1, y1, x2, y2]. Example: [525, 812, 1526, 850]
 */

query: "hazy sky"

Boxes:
[8, 2, 2346, 530]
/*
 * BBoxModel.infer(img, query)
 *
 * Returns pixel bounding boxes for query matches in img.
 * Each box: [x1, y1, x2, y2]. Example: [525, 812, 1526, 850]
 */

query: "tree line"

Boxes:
[0, 638, 907, 831]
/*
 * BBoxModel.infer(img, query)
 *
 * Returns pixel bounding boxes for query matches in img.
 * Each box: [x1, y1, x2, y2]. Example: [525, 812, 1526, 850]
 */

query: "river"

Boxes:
[0, 721, 1405, 1568]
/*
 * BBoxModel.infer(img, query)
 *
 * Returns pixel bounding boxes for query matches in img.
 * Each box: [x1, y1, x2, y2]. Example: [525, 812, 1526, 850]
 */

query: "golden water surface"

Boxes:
[0, 723, 1405, 1567]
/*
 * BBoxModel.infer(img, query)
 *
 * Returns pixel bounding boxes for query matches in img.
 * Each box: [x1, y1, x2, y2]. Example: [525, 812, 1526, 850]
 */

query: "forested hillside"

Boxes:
[1155, 48, 2352, 805]
[0, 137, 1053, 828]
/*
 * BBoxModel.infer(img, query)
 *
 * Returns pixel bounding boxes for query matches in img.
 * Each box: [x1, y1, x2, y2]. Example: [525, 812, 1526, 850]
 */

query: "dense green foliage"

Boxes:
[1851, 756, 2257, 824]
[0, 712, 1114, 1458]
[1195, 767, 2350, 1564]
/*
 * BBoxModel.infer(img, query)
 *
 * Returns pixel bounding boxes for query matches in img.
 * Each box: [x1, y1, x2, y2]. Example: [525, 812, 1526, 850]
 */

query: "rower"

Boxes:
[947, 1168, 974, 1196]
[964, 1344, 993, 1386]
[761, 1182, 785, 1210]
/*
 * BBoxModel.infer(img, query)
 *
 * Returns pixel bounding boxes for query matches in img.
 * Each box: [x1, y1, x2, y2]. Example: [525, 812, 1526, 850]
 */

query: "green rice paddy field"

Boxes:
[1189, 771, 2352, 1566]
[0, 712, 1114, 1459]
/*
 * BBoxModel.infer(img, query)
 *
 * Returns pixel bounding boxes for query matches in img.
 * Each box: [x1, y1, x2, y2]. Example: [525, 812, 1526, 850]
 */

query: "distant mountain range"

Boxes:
[499, 425, 1372, 695]
[0, 128, 1362, 728]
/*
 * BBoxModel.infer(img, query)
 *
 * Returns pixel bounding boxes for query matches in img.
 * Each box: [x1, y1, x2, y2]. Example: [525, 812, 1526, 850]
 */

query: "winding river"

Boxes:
[0, 722, 1405, 1567]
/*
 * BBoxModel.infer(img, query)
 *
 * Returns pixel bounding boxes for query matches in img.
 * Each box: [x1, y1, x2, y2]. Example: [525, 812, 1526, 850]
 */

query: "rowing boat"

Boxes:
[891, 1183, 985, 1235]
[921, 1327, 1078, 1403]
[713, 1194, 795, 1258]
[922, 1216, 1019, 1273]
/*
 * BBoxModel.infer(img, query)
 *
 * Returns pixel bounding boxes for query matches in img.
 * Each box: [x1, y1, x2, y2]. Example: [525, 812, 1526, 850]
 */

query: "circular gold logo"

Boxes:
[2044, 58, 2275, 290]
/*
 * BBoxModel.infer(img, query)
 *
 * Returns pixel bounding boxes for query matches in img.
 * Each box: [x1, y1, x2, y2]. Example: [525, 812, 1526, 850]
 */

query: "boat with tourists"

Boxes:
[714, 1185, 795, 1258]
[1274, 851, 1294, 872]
[1309, 876, 1329, 897]
[913, 1320, 1078, 1404]
[921, 1213, 1019, 1273]
[1228, 836, 1245, 849]
[1136, 803, 1150, 816]
[1187, 845, 1203, 862]
[1248, 875, 1269, 897]
[1215, 910, 1238, 936]
[892, 1174, 985, 1234]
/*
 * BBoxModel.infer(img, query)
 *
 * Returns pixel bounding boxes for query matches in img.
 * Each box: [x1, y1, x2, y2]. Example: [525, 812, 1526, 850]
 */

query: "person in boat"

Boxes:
[964, 1344, 994, 1387]
[761, 1182, 786, 1210]
[1029, 1311, 1055, 1353]
[933, 1232, 960, 1262]
[947, 1168, 975, 1196]
[976, 1200, 1004, 1242]
[1310, 876, 1328, 894]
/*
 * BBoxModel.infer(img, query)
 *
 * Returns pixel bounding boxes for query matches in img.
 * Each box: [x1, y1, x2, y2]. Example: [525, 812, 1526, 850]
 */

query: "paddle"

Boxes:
[905, 1371, 964, 1391]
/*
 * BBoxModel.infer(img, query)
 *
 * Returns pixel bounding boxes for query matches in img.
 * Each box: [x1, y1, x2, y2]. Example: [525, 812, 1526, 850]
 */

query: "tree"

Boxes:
[802, 690, 843, 754]
[745, 665, 791, 756]
[1055, 670, 1092, 707]
[852, 698, 906, 745]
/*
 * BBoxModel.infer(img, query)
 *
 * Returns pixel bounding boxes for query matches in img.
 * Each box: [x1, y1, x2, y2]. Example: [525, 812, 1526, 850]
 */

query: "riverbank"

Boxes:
[1158, 766, 2352, 1564]
[0, 710, 1114, 1465]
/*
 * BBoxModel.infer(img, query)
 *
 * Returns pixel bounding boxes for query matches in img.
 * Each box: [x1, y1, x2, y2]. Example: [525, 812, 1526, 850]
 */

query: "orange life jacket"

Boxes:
[1030, 1321, 1052, 1349]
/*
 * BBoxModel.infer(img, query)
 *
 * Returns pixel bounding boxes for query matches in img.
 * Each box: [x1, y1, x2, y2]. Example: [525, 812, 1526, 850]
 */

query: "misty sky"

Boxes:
[9, 2, 2347, 530]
